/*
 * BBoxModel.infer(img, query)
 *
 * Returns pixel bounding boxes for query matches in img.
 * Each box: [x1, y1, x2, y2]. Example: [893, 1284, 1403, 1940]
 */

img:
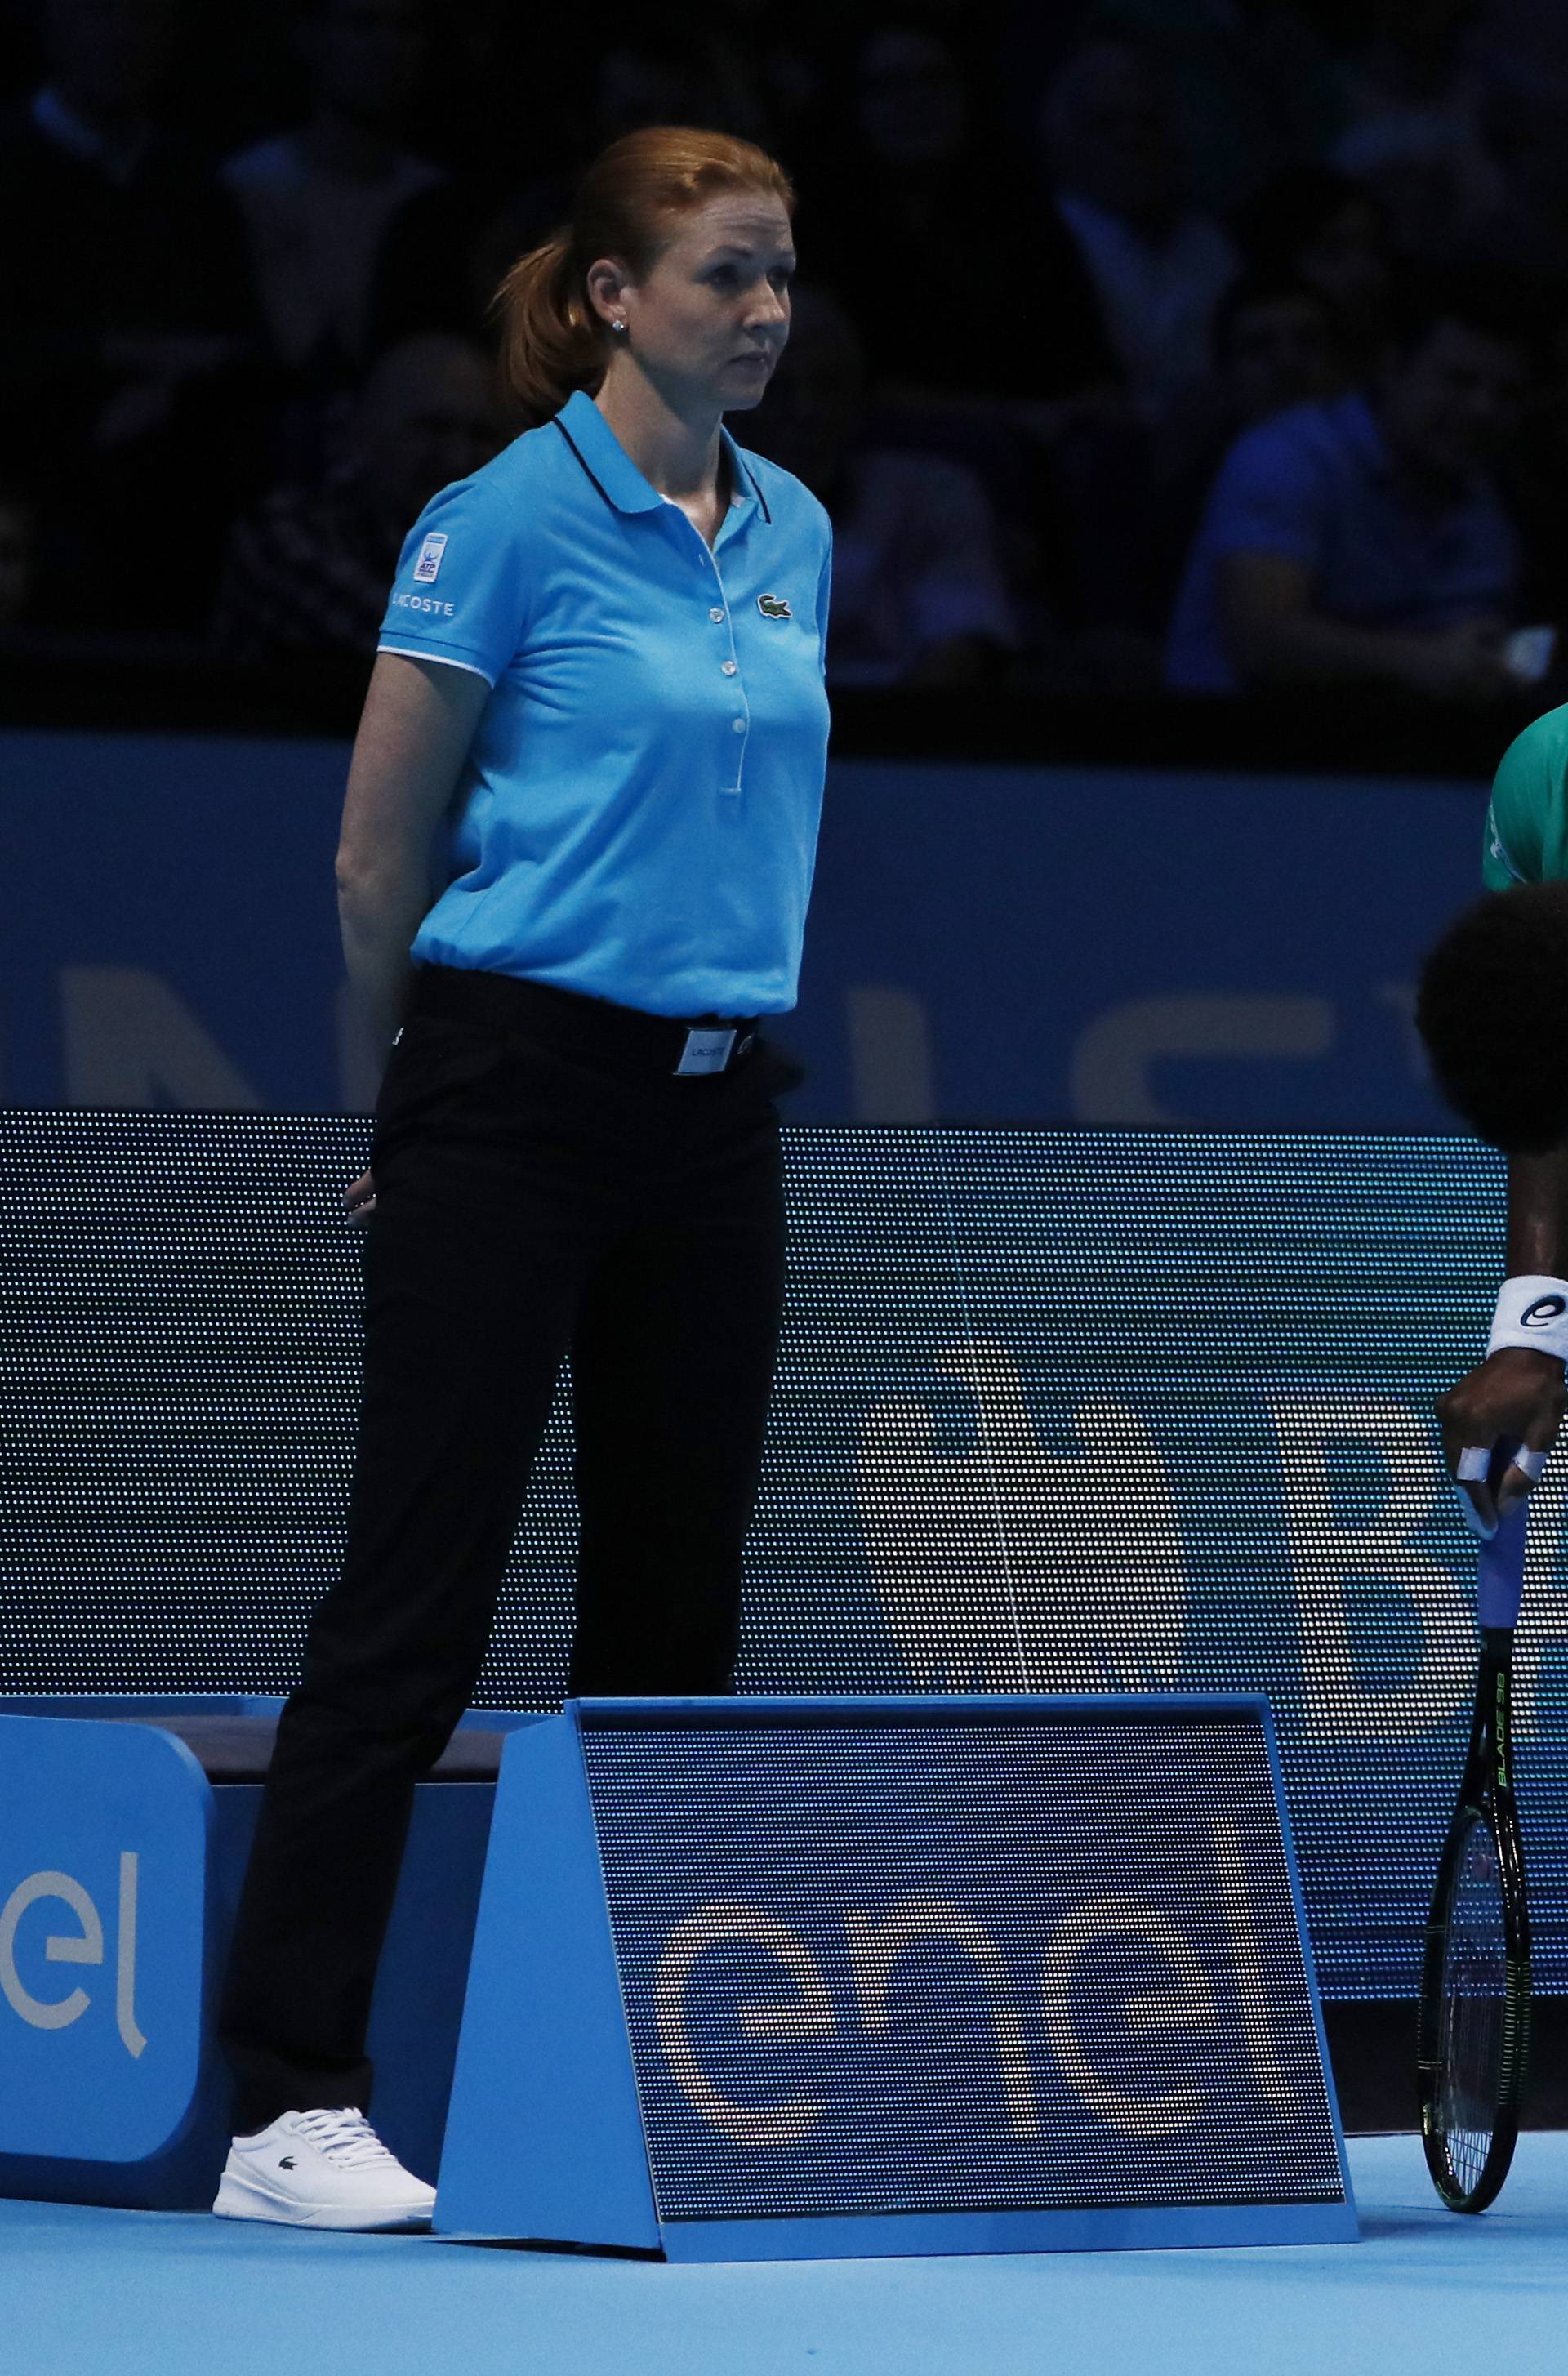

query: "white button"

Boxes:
[732, 718, 746, 733]
[721, 659, 737, 675]
[709, 607, 725, 623]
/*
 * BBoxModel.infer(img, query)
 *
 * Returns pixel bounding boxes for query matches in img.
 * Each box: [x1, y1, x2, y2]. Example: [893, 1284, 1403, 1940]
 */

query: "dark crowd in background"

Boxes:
[6, 0, 1568, 703]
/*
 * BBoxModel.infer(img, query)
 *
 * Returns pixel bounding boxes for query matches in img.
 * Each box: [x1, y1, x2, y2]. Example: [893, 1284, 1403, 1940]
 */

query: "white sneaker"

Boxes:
[213, 2107, 437, 2231]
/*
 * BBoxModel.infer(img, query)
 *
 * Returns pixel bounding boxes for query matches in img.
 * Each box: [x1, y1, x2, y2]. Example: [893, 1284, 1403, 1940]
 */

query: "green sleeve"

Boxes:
[1483, 708, 1568, 889]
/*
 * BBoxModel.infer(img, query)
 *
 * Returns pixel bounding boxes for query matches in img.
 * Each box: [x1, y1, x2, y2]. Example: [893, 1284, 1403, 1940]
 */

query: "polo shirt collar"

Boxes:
[553, 389, 770, 523]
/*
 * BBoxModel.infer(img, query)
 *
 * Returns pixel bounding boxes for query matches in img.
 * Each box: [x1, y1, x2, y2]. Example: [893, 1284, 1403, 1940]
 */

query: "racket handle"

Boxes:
[1477, 1439, 1528, 1630]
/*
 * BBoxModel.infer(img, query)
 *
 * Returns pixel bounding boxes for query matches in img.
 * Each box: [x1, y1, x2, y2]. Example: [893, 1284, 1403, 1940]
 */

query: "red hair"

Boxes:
[492, 126, 795, 426]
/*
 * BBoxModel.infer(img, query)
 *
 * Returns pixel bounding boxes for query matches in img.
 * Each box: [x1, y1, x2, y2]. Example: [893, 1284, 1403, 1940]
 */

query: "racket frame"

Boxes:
[1417, 1621, 1532, 2211]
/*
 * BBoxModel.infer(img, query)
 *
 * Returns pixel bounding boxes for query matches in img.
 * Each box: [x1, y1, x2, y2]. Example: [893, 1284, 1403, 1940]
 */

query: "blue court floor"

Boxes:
[4, 2133, 1567, 2376]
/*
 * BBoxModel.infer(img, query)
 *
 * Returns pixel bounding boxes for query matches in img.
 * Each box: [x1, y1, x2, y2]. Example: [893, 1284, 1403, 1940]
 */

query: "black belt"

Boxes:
[407, 965, 760, 1077]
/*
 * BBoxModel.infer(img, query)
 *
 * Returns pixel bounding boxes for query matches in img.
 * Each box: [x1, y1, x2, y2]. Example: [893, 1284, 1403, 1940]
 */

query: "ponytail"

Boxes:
[490, 228, 606, 429]
[492, 127, 795, 427]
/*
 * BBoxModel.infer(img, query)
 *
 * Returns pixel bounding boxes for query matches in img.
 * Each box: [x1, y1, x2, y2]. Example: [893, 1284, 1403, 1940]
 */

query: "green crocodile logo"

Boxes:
[757, 593, 792, 619]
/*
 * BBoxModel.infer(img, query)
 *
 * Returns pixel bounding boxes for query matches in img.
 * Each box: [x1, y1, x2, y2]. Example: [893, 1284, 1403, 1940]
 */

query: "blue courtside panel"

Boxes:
[434, 1710, 658, 2247]
[0, 1716, 211, 2163]
[575, 1691, 1281, 1727]
[1256, 1700, 1357, 2224]
[661, 2201, 1359, 2262]
[430, 1692, 1356, 2258]
[0, 1696, 261, 1721]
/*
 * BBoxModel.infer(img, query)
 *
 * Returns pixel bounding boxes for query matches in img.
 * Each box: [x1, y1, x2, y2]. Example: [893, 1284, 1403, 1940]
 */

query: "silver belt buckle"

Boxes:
[675, 1026, 737, 1077]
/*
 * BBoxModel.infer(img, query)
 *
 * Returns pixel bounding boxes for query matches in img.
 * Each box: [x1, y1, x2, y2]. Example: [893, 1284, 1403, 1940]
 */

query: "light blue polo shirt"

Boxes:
[1165, 391, 1519, 692]
[376, 388, 832, 1017]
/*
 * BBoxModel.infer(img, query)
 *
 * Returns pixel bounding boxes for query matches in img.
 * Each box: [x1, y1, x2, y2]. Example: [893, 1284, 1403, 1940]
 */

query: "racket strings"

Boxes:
[1437, 1817, 1509, 2193]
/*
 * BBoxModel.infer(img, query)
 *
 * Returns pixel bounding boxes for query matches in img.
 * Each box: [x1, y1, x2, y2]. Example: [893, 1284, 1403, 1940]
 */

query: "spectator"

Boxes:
[1329, 0, 1507, 268]
[0, 0, 250, 359]
[802, 20, 1118, 410]
[212, 333, 504, 663]
[0, 0, 248, 350]
[0, 0, 265, 631]
[1041, 33, 1239, 415]
[1141, 271, 1343, 624]
[220, 0, 443, 378]
[368, 25, 715, 355]
[743, 287, 1021, 687]
[1041, 269, 1344, 645]
[1165, 279, 1531, 698]
[679, 0, 830, 158]
[1207, 273, 1345, 429]
[1458, 63, 1568, 286]
[1237, 166, 1397, 383]
[1080, 0, 1344, 215]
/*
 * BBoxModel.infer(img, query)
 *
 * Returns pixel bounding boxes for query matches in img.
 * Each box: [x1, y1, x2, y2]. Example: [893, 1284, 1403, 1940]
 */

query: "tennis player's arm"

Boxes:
[1438, 722, 1568, 1522]
[1507, 1150, 1568, 1276]
[1438, 1152, 1568, 1527]
[336, 652, 491, 1057]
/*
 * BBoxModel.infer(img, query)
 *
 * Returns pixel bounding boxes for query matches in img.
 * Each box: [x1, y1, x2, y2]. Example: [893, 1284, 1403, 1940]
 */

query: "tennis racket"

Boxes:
[1417, 1442, 1531, 2213]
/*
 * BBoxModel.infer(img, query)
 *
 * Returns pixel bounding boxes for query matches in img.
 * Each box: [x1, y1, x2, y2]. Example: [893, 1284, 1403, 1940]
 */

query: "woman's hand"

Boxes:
[344, 1170, 377, 1226]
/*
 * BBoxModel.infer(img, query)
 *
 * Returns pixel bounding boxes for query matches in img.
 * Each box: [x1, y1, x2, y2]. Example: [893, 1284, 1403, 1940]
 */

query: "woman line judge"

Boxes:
[212, 123, 831, 2231]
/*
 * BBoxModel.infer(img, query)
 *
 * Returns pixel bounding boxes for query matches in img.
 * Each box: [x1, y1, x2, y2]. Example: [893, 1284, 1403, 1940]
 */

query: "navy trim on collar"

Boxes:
[550, 390, 771, 524]
[728, 439, 772, 523]
[550, 416, 619, 513]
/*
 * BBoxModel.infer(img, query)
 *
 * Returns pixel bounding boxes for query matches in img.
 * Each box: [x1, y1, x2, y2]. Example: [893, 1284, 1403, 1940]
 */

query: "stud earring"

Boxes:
[611, 318, 627, 334]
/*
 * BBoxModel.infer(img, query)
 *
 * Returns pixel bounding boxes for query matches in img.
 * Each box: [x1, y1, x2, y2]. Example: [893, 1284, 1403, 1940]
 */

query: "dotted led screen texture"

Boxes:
[2, 1112, 1562, 1999]
[578, 1708, 1346, 2221]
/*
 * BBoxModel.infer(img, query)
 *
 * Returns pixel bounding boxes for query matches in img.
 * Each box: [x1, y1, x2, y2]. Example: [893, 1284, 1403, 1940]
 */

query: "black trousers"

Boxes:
[218, 967, 788, 2132]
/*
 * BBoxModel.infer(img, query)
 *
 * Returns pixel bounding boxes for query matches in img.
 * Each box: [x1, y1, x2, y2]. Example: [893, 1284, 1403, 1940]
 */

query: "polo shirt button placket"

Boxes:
[672, 510, 751, 791]
[693, 544, 747, 791]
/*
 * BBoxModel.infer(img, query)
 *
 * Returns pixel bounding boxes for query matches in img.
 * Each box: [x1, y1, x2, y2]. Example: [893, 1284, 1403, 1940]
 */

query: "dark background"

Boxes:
[5, 0, 1568, 767]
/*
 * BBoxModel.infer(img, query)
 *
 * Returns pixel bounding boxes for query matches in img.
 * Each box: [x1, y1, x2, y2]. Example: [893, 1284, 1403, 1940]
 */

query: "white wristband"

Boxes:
[1487, 1275, 1568, 1362]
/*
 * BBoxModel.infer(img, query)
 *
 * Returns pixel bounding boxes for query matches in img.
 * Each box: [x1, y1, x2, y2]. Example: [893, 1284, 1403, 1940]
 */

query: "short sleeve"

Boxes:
[1482, 712, 1568, 889]
[815, 528, 832, 680]
[1200, 418, 1325, 571]
[376, 475, 531, 687]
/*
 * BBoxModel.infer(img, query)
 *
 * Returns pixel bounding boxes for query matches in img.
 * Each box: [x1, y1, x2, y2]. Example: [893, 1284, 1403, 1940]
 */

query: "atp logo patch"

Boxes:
[757, 592, 792, 619]
[412, 532, 448, 585]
